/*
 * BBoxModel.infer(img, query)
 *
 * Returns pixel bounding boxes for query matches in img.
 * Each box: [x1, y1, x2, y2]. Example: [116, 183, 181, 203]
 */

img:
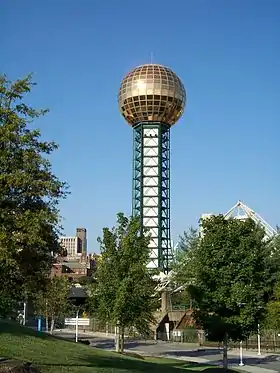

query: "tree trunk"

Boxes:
[197, 330, 205, 346]
[223, 333, 228, 369]
[45, 300, 48, 332]
[115, 324, 121, 352]
[120, 326, 125, 353]
[50, 316, 55, 335]
[46, 316, 49, 332]
[273, 332, 277, 351]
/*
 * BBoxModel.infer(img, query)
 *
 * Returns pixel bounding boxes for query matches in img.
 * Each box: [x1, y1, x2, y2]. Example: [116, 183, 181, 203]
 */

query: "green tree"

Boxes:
[173, 228, 199, 285]
[266, 231, 280, 294]
[177, 227, 199, 254]
[33, 276, 71, 333]
[185, 215, 276, 369]
[92, 213, 157, 352]
[260, 232, 280, 344]
[0, 74, 68, 311]
[264, 283, 280, 331]
[171, 228, 200, 309]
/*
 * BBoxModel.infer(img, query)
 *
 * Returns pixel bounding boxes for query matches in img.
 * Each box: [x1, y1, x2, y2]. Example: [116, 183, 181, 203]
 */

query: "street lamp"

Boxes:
[23, 301, 27, 326]
[237, 302, 262, 365]
[257, 323, 261, 356]
[239, 340, 244, 366]
[238, 302, 246, 367]
[68, 286, 87, 343]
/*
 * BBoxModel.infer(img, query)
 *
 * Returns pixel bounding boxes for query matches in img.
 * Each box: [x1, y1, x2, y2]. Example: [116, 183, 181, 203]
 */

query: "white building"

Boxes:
[59, 236, 80, 259]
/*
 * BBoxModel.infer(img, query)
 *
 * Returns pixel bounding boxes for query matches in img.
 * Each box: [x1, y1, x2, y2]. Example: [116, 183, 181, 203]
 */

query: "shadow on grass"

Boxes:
[38, 355, 241, 373]
[91, 339, 157, 350]
[38, 353, 197, 373]
[35, 351, 280, 373]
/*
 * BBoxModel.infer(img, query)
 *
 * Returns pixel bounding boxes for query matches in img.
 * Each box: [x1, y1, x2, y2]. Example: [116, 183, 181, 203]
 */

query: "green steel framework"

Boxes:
[132, 122, 172, 274]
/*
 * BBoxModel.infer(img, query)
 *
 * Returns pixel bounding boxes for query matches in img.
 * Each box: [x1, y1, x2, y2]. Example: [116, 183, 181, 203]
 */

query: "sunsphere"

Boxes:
[118, 64, 186, 126]
[118, 63, 186, 274]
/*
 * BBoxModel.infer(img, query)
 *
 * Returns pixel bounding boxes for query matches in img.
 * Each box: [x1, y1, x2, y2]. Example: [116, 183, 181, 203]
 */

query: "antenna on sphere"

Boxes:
[150, 52, 154, 64]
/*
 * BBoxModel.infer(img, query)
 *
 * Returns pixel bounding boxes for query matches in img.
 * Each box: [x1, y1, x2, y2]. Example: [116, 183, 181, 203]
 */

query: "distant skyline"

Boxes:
[1, 0, 280, 252]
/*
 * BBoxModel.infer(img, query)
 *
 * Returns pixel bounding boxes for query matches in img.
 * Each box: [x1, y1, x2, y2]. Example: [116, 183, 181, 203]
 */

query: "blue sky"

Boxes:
[1, 0, 280, 252]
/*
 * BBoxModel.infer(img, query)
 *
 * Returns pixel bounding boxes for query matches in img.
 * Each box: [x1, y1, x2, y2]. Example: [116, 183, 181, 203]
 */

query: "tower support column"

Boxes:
[132, 122, 172, 274]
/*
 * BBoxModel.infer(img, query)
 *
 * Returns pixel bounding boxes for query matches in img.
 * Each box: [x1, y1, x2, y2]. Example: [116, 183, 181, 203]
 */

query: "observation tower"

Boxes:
[118, 64, 186, 274]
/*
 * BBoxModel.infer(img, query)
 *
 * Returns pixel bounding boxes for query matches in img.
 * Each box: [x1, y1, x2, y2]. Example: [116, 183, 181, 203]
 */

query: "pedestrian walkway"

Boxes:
[54, 329, 279, 373]
[53, 329, 116, 339]
[127, 349, 279, 373]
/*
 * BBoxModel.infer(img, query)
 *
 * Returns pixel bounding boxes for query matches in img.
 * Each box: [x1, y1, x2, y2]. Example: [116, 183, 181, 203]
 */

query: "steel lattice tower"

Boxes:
[118, 64, 186, 274]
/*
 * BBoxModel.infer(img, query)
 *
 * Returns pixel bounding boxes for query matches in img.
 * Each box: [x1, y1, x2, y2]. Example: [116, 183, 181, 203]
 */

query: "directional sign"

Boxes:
[65, 318, 90, 326]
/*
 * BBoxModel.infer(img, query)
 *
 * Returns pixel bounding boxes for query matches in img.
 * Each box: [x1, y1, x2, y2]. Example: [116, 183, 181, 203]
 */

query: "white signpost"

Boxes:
[65, 318, 90, 343]
[65, 318, 90, 326]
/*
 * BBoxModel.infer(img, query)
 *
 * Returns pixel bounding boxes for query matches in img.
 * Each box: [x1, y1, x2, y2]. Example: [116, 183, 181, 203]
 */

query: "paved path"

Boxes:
[53, 329, 280, 373]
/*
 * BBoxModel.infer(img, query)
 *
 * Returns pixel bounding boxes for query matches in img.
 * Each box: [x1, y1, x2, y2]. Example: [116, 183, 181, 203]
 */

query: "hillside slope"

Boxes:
[0, 321, 239, 372]
[0, 320, 212, 373]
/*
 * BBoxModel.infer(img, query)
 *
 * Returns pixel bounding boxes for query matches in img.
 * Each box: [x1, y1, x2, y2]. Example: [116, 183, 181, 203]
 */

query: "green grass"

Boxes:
[0, 320, 237, 373]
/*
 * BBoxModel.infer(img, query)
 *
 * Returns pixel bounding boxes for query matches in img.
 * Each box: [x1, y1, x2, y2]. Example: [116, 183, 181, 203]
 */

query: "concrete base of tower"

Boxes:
[150, 290, 187, 341]
[161, 290, 169, 313]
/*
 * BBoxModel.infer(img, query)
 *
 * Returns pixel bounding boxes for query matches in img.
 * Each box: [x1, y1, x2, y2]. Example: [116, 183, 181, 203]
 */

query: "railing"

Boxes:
[183, 328, 280, 353]
[59, 318, 280, 352]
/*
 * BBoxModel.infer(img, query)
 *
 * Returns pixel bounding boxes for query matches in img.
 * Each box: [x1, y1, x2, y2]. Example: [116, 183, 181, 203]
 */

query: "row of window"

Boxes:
[120, 80, 184, 96]
[120, 96, 184, 125]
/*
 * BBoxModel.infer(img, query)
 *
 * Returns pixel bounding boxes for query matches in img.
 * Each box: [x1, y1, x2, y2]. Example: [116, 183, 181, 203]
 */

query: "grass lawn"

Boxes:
[0, 320, 237, 373]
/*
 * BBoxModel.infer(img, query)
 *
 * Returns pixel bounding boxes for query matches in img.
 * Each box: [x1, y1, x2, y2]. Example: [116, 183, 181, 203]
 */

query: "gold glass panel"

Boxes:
[118, 64, 186, 126]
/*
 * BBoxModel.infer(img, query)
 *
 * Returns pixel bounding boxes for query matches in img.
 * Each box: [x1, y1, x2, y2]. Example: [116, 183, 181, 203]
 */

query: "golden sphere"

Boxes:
[118, 64, 186, 126]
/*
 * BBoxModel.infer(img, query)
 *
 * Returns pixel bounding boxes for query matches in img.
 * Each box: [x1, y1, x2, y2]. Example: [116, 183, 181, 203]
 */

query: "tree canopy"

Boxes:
[0, 74, 68, 310]
[33, 276, 71, 333]
[264, 283, 280, 331]
[172, 227, 199, 286]
[263, 232, 280, 330]
[171, 228, 200, 309]
[176, 215, 278, 368]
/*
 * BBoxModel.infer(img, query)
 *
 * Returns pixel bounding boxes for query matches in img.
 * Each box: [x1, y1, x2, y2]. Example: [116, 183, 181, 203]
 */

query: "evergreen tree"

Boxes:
[173, 227, 199, 285]
[172, 228, 200, 309]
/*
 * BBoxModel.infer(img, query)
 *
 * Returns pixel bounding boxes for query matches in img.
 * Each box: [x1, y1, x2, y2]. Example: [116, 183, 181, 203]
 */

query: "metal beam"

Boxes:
[132, 122, 173, 274]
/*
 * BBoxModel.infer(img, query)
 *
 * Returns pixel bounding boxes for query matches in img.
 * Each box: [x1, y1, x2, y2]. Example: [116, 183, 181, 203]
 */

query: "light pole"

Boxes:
[257, 323, 261, 356]
[68, 286, 87, 344]
[75, 308, 79, 343]
[239, 341, 244, 366]
[237, 303, 262, 365]
[238, 302, 245, 367]
[23, 301, 27, 326]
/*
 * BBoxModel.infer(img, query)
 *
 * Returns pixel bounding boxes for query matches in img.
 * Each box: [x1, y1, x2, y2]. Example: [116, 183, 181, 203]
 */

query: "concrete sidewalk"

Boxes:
[54, 329, 277, 356]
[53, 329, 117, 339]
[123, 349, 279, 373]
[54, 329, 279, 373]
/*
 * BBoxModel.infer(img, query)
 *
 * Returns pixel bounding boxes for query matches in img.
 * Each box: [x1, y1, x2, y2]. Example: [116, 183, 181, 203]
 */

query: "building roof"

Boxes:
[68, 286, 87, 299]
[65, 261, 87, 269]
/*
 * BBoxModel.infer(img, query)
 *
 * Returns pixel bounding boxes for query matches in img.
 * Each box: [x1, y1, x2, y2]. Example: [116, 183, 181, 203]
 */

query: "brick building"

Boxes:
[51, 253, 98, 281]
